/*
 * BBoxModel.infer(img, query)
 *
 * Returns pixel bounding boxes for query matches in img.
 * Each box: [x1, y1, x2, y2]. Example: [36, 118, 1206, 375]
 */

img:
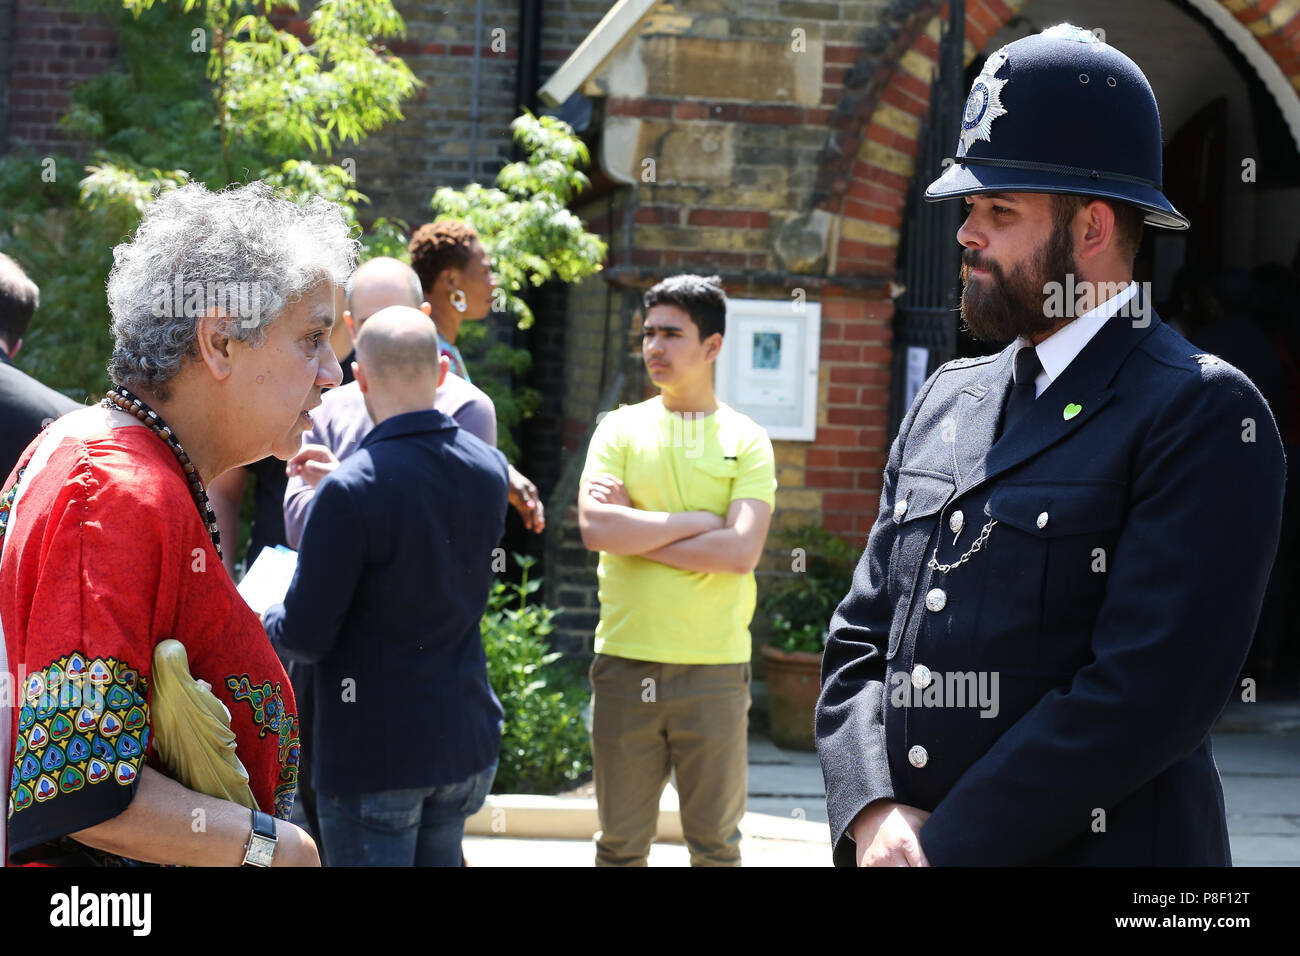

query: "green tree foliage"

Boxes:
[2, 5, 600, 793]
[430, 112, 607, 333]
[427, 112, 608, 461]
[481, 554, 591, 793]
[0, 0, 417, 400]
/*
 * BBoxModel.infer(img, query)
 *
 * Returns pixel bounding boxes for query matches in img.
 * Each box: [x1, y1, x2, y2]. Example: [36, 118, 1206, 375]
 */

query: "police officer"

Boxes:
[815, 24, 1286, 866]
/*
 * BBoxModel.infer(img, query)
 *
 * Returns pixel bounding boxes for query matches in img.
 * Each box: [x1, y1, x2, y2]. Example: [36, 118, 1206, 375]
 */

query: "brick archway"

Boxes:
[819, 0, 1300, 278]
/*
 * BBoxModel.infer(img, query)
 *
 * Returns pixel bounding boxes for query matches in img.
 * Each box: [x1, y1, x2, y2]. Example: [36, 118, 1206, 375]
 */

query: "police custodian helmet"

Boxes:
[926, 23, 1189, 230]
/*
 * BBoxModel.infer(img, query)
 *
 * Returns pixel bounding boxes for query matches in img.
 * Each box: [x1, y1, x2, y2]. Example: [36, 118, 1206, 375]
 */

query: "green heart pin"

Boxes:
[1063, 402, 1082, 421]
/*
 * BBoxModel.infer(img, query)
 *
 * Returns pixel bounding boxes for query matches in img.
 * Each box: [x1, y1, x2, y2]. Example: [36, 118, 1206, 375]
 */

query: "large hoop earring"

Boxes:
[449, 289, 468, 313]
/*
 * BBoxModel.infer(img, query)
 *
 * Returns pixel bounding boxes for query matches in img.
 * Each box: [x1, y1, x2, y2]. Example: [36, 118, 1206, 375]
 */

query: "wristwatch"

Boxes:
[241, 809, 278, 867]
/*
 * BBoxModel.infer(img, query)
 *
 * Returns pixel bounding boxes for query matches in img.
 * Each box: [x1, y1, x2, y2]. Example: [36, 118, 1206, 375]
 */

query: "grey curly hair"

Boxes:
[107, 180, 358, 395]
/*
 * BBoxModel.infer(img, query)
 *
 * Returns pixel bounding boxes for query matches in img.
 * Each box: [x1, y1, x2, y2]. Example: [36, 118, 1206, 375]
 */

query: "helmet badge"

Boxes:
[1041, 23, 1103, 45]
[958, 69, 1008, 157]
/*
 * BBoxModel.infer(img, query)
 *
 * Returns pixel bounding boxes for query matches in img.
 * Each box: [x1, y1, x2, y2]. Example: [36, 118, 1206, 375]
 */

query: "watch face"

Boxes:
[245, 835, 276, 867]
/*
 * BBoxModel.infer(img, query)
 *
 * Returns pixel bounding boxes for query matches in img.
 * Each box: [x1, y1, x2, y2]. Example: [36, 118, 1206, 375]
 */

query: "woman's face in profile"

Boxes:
[456, 239, 498, 320]
[229, 282, 343, 462]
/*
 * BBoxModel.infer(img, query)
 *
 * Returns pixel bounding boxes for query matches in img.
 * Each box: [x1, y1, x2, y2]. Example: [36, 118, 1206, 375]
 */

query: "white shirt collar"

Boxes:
[1015, 280, 1138, 397]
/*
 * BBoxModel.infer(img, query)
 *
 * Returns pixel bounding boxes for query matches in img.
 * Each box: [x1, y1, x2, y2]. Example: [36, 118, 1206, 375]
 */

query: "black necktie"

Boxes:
[998, 346, 1042, 439]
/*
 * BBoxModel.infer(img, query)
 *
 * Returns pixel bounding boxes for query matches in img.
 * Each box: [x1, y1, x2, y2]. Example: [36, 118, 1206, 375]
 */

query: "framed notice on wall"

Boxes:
[714, 298, 821, 441]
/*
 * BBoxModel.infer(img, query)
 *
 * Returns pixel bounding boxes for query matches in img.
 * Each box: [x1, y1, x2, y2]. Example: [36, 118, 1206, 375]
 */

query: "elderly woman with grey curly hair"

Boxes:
[0, 180, 355, 867]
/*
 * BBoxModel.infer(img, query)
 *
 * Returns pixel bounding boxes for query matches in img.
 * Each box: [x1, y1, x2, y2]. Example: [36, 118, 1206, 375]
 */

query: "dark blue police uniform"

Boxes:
[816, 26, 1287, 866]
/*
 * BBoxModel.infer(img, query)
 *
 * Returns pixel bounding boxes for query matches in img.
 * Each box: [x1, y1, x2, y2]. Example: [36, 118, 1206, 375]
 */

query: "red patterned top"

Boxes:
[1, 413, 298, 865]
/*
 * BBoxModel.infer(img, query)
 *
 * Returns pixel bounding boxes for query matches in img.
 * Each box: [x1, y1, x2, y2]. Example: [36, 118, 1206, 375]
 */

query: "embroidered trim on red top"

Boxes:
[9, 653, 149, 819]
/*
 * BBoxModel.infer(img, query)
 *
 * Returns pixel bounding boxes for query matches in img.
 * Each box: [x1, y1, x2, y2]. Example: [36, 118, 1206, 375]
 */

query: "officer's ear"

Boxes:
[1074, 199, 1118, 264]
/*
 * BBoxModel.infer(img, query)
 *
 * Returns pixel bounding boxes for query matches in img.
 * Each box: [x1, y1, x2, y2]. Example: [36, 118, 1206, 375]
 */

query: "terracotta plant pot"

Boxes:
[760, 644, 824, 751]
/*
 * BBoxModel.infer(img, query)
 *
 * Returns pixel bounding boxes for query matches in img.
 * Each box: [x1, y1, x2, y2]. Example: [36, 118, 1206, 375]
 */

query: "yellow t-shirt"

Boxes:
[580, 396, 777, 664]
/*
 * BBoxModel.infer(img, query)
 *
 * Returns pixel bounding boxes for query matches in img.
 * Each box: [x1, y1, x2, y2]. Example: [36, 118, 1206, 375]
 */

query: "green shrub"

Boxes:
[762, 525, 859, 654]
[482, 555, 591, 793]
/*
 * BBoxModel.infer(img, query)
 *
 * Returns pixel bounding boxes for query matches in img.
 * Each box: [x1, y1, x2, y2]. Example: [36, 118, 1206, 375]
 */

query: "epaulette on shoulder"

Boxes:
[1137, 323, 1226, 375]
[938, 353, 999, 372]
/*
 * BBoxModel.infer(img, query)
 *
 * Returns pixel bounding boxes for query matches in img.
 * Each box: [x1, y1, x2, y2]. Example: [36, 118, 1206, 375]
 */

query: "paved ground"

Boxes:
[465, 697, 1300, 866]
[463, 831, 830, 866]
[464, 734, 832, 866]
[1215, 731, 1300, 866]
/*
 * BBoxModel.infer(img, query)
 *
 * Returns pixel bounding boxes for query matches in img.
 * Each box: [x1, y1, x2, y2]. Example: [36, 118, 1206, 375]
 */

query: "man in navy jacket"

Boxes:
[0, 254, 79, 481]
[264, 305, 509, 867]
[816, 27, 1286, 866]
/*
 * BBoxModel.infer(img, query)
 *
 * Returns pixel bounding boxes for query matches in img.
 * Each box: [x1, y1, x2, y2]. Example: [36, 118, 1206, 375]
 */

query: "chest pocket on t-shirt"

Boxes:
[689, 456, 740, 516]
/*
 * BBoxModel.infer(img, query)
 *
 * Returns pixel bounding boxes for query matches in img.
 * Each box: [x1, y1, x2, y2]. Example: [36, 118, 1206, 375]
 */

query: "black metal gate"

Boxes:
[888, 0, 969, 436]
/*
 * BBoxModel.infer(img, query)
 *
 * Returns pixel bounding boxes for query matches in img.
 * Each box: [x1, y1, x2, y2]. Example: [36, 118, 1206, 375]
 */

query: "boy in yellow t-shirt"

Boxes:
[578, 274, 776, 866]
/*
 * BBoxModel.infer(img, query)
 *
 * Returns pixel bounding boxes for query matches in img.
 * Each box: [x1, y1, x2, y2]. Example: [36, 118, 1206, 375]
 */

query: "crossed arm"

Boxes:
[577, 474, 771, 575]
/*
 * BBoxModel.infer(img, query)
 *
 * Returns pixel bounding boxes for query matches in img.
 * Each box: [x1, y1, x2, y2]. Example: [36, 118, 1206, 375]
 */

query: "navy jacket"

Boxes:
[264, 409, 509, 795]
[0, 347, 79, 483]
[816, 311, 1285, 866]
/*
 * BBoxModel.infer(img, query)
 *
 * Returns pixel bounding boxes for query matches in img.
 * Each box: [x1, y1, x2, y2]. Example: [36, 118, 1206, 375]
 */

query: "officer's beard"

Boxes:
[959, 218, 1077, 344]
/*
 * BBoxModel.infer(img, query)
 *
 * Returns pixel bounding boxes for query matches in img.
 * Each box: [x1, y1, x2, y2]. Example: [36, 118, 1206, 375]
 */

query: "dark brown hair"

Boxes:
[408, 220, 481, 295]
[0, 252, 39, 345]
[1051, 193, 1145, 262]
[643, 274, 727, 340]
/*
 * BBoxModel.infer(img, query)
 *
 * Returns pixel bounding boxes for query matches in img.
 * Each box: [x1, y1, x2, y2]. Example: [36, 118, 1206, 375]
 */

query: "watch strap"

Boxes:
[241, 809, 278, 867]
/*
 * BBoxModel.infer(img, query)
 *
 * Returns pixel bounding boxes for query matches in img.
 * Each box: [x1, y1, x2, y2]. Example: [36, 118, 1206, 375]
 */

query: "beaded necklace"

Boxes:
[101, 384, 222, 560]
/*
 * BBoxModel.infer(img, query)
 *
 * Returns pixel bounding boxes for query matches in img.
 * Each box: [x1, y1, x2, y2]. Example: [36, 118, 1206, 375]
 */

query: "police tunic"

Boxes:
[815, 304, 1285, 866]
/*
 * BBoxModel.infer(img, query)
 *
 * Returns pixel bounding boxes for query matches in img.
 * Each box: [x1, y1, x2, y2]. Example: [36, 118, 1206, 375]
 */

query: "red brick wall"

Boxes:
[4, 0, 118, 156]
[1234, 0, 1300, 82]
[814, 291, 893, 529]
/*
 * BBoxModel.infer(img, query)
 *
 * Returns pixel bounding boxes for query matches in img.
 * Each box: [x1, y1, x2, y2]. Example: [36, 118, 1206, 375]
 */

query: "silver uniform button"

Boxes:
[925, 588, 947, 612]
[911, 663, 932, 689]
[949, 510, 964, 535]
[908, 745, 929, 768]
[1037, 511, 1049, 529]
[894, 499, 908, 518]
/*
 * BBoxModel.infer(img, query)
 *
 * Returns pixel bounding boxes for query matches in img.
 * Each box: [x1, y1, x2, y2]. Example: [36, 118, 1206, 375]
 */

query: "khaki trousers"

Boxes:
[589, 653, 751, 866]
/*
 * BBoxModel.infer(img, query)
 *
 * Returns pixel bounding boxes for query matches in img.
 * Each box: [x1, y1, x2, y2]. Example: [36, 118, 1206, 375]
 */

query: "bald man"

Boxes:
[271, 258, 503, 848]
[305, 254, 546, 535]
[263, 306, 509, 867]
[281, 256, 498, 548]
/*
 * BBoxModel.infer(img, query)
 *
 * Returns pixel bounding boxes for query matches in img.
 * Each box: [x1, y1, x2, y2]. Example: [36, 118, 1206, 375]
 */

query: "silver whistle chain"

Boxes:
[927, 517, 997, 573]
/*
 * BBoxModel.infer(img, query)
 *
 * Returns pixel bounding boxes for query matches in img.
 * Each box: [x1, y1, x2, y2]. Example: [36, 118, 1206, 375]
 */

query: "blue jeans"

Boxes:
[316, 761, 498, 867]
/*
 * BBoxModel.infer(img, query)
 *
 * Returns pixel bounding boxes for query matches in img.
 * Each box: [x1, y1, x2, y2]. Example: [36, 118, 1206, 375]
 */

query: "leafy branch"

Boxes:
[430, 112, 607, 331]
[0, 0, 418, 398]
